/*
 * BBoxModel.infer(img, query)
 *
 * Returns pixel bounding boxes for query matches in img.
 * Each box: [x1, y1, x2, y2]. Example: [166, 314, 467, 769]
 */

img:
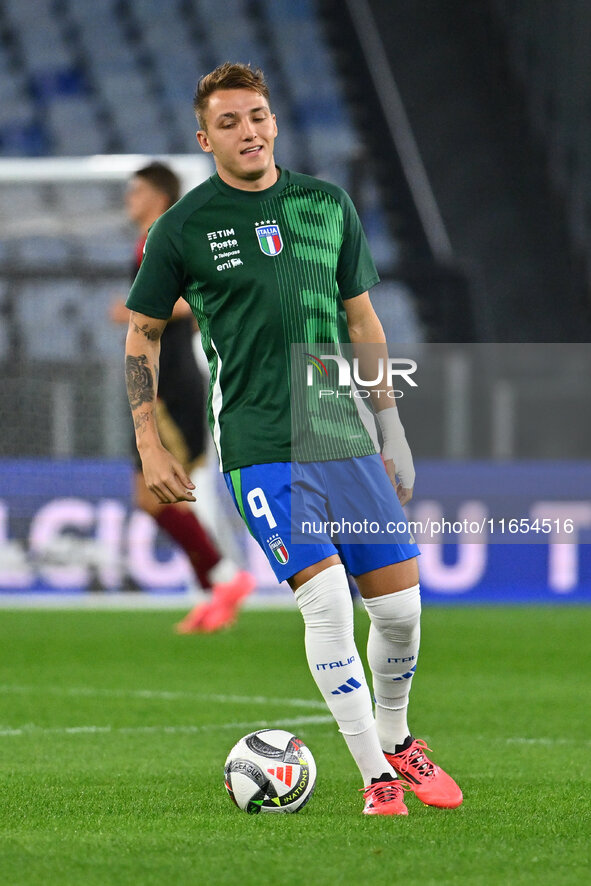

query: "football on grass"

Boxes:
[224, 728, 317, 814]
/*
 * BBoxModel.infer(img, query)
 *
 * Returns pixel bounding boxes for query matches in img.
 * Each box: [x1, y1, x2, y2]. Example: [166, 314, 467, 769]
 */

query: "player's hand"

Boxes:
[140, 446, 196, 504]
[377, 408, 415, 505]
[383, 457, 414, 506]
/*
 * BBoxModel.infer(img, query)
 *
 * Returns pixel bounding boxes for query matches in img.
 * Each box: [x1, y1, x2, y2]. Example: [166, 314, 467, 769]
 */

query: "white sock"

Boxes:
[295, 565, 396, 785]
[208, 558, 238, 585]
[363, 585, 421, 753]
[341, 727, 395, 785]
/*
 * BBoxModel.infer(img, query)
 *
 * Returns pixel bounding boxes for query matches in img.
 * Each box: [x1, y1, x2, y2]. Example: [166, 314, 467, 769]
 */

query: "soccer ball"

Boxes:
[224, 728, 317, 814]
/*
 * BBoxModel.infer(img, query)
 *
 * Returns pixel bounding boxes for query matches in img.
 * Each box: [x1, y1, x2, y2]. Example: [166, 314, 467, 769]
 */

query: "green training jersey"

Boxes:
[126, 168, 380, 472]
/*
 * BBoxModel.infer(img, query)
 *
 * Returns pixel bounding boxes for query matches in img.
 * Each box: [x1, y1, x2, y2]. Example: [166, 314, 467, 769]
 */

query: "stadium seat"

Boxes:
[0, 68, 30, 106]
[263, 0, 317, 22]
[56, 182, 117, 215]
[81, 280, 134, 360]
[14, 124, 49, 156]
[0, 103, 37, 136]
[0, 183, 49, 216]
[159, 64, 202, 104]
[16, 280, 87, 361]
[31, 67, 88, 103]
[3, 0, 55, 21]
[44, 98, 108, 155]
[16, 236, 73, 268]
[194, 0, 251, 19]
[80, 232, 135, 270]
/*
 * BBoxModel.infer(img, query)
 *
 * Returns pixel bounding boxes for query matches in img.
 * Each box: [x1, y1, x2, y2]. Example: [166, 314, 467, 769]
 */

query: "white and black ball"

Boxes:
[224, 728, 317, 814]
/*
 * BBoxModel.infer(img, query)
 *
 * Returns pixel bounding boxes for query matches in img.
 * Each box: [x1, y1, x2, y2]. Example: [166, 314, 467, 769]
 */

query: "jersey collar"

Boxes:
[210, 167, 289, 201]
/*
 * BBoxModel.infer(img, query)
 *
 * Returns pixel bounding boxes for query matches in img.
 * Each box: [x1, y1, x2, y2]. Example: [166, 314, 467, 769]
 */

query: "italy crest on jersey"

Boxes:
[255, 222, 283, 256]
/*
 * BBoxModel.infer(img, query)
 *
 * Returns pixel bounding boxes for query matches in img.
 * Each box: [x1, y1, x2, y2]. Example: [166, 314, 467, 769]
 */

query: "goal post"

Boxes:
[0, 153, 212, 185]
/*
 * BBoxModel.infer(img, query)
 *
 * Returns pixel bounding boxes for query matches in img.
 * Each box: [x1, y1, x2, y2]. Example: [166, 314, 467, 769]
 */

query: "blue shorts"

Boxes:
[224, 454, 420, 583]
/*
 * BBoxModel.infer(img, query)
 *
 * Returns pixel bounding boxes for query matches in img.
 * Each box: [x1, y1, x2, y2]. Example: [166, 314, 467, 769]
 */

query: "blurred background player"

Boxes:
[110, 161, 254, 632]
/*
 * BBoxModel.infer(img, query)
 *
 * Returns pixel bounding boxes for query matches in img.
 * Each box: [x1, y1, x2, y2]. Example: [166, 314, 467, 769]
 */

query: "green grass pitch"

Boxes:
[0, 605, 589, 885]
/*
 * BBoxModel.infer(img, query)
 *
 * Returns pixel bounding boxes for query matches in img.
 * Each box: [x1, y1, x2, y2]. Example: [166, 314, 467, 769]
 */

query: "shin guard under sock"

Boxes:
[363, 585, 421, 752]
[295, 565, 396, 784]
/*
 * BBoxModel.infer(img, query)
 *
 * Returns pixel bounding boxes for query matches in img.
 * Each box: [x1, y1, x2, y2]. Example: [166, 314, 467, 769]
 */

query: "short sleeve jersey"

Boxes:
[126, 169, 380, 472]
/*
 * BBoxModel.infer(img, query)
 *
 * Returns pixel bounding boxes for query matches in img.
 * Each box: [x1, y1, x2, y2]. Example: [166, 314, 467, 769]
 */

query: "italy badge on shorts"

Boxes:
[268, 533, 289, 564]
[255, 222, 283, 256]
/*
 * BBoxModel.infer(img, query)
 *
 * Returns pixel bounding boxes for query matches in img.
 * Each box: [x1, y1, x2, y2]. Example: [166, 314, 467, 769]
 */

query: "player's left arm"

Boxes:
[344, 291, 415, 504]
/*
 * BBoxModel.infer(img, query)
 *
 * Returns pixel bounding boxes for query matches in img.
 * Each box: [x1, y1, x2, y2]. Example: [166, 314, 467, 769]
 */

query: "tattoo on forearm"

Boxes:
[125, 354, 155, 409]
[131, 319, 161, 341]
[132, 412, 151, 435]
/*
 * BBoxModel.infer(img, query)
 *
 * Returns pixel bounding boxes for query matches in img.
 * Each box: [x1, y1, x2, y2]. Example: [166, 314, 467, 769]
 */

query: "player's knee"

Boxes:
[294, 564, 354, 639]
[363, 584, 421, 644]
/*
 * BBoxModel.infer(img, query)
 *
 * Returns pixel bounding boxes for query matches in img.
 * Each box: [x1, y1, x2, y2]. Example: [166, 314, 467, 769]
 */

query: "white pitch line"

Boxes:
[0, 715, 334, 740]
[505, 737, 591, 746]
[0, 684, 327, 710]
[2, 723, 585, 748]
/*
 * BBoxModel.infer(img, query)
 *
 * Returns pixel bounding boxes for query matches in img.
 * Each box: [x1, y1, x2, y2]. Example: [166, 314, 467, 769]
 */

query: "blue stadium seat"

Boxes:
[44, 98, 108, 155]
[31, 67, 88, 103]
[99, 72, 151, 106]
[0, 66, 29, 105]
[83, 281, 135, 360]
[194, 0, 252, 19]
[15, 278, 134, 362]
[263, 0, 317, 22]
[0, 120, 48, 156]
[15, 237, 73, 267]
[16, 280, 90, 361]
[57, 182, 116, 215]
[0, 98, 33, 126]
[8, 6, 74, 70]
[3, 0, 56, 21]
[79, 234, 133, 269]
[158, 63, 203, 103]
[0, 183, 48, 216]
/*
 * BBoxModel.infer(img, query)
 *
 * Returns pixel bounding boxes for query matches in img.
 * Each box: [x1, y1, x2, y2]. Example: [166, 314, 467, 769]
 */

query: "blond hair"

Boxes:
[194, 62, 270, 130]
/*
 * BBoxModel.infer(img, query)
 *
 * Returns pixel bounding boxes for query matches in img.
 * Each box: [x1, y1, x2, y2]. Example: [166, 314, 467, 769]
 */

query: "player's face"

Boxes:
[197, 89, 278, 190]
[125, 177, 167, 227]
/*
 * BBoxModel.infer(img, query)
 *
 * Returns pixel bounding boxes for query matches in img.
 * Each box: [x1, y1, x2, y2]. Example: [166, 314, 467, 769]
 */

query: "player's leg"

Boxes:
[356, 557, 421, 754]
[357, 561, 462, 808]
[289, 558, 408, 815]
[167, 474, 254, 634]
[329, 454, 462, 808]
[224, 461, 407, 814]
[135, 469, 220, 589]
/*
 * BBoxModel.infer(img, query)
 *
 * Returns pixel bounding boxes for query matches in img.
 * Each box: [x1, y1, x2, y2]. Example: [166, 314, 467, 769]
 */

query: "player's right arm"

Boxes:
[125, 310, 196, 503]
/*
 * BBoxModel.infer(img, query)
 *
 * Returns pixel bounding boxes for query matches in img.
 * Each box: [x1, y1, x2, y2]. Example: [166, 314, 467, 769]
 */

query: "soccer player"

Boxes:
[124, 63, 462, 814]
[111, 161, 254, 632]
